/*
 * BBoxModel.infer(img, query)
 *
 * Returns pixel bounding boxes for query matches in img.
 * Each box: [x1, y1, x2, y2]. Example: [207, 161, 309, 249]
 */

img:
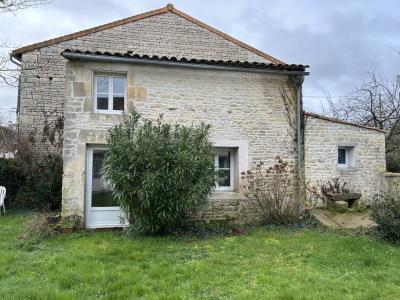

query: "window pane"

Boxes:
[97, 96, 108, 110]
[113, 77, 125, 94]
[218, 151, 230, 168]
[96, 76, 109, 93]
[338, 148, 346, 164]
[217, 169, 231, 187]
[113, 96, 124, 111]
[92, 150, 118, 207]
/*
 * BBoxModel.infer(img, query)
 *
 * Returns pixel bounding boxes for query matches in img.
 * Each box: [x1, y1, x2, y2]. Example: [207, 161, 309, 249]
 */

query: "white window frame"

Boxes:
[94, 74, 126, 114]
[214, 148, 235, 191]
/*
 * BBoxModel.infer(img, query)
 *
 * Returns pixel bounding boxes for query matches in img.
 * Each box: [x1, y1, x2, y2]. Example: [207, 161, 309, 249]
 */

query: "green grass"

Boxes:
[1, 212, 400, 299]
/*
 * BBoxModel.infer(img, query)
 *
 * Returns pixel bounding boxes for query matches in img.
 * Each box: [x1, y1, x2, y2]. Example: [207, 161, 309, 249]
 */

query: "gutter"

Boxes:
[61, 52, 310, 76]
[10, 53, 21, 67]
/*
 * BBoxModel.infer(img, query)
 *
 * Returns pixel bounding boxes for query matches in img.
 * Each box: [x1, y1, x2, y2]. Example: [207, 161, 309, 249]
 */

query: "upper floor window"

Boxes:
[215, 149, 235, 191]
[94, 75, 126, 113]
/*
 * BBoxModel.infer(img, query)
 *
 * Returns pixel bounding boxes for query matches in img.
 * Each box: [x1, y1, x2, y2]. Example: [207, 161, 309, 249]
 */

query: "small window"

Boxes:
[338, 146, 355, 167]
[94, 75, 126, 113]
[215, 149, 234, 191]
[338, 148, 347, 165]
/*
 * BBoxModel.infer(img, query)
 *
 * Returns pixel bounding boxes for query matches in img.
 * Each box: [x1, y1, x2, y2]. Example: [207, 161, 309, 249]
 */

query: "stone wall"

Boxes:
[18, 12, 271, 156]
[383, 173, 400, 196]
[304, 114, 386, 206]
[62, 60, 297, 225]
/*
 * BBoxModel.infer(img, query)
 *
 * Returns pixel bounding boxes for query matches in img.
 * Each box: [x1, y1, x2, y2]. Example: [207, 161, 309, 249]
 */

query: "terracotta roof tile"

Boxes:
[61, 49, 309, 72]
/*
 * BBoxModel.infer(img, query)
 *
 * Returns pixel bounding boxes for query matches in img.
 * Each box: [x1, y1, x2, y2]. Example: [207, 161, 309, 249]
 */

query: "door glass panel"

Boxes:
[92, 150, 118, 207]
[217, 169, 230, 187]
[216, 150, 231, 187]
[218, 151, 230, 168]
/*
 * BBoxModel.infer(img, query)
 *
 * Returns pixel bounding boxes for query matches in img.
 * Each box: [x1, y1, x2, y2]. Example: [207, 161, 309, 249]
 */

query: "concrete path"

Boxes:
[311, 209, 376, 228]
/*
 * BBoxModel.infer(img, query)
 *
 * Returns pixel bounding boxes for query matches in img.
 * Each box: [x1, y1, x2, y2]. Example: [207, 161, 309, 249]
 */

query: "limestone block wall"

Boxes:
[383, 173, 400, 196]
[304, 115, 386, 205]
[62, 60, 297, 224]
[17, 12, 271, 156]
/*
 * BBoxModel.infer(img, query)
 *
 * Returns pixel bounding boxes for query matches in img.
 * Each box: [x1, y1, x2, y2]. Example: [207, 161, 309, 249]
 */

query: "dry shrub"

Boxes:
[17, 213, 60, 249]
[320, 177, 350, 198]
[241, 156, 303, 224]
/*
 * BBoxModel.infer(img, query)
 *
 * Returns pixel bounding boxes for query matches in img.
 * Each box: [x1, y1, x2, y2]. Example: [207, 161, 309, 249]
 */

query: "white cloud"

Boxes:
[0, 0, 399, 119]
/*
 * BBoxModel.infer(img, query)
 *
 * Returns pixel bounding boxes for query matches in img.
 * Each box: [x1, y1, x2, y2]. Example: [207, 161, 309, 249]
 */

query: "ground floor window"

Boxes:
[214, 148, 235, 191]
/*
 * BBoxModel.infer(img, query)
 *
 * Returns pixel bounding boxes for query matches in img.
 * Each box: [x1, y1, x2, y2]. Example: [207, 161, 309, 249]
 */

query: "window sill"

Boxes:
[337, 165, 357, 171]
[94, 110, 124, 115]
[210, 191, 240, 200]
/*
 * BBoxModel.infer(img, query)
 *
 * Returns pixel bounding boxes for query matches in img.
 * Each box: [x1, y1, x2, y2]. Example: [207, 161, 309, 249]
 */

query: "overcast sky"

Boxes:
[1, 0, 399, 121]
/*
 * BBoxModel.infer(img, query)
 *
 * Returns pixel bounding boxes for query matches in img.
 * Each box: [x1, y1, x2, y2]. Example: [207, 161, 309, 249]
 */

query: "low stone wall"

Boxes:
[384, 173, 400, 196]
[199, 193, 259, 224]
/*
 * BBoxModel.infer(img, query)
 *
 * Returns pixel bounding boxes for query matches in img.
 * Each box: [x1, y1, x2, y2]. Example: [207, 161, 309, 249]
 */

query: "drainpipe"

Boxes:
[9, 54, 22, 134]
[296, 76, 305, 212]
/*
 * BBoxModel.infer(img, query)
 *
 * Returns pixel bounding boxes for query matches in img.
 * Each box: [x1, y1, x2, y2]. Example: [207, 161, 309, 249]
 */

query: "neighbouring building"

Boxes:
[10, 4, 387, 228]
[0, 126, 17, 159]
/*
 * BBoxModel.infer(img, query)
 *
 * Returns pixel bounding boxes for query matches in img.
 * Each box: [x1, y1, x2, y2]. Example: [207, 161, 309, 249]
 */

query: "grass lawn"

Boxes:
[1, 212, 400, 299]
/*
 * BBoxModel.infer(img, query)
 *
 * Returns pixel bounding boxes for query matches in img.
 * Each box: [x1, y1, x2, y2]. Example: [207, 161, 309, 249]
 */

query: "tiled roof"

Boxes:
[304, 112, 386, 133]
[12, 4, 285, 64]
[62, 49, 309, 72]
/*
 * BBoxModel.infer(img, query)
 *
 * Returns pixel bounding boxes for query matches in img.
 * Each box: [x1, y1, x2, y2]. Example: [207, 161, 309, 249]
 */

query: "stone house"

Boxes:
[11, 4, 387, 228]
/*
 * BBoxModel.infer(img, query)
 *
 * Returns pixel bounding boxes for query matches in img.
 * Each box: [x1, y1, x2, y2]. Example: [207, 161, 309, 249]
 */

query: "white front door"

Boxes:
[85, 147, 127, 228]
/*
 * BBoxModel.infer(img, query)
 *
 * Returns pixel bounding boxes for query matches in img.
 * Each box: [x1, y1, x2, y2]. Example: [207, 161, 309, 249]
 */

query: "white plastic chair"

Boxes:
[0, 186, 6, 215]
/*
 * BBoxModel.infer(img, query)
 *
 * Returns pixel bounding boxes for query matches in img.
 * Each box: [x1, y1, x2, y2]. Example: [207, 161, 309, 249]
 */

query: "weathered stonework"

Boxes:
[62, 60, 297, 224]
[304, 114, 386, 206]
[383, 173, 400, 196]
[17, 12, 272, 156]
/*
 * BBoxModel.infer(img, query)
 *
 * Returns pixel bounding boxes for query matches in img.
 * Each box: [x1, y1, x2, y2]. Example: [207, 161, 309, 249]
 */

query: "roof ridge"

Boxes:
[304, 111, 386, 133]
[11, 4, 285, 64]
[168, 5, 284, 64]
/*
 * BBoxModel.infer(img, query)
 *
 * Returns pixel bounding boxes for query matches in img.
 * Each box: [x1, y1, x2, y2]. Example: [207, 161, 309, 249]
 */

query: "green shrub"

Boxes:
[17, 155, 63, 211]
[102, 111, 216, 234]
[0, 158, 25, 208]
[371, 193, 400, 242]
[0, 155, 62, 211]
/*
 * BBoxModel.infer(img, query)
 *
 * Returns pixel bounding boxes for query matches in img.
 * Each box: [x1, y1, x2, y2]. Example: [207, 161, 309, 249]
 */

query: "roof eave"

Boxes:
[61, 51, 309, 75]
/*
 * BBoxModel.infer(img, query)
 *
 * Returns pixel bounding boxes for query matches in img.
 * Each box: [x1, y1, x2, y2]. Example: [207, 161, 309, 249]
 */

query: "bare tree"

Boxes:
[0, 39, 19, 86]
[327, 72, 400, 171]
[0, 0, 49, 14]
[0, 0, 49, 86]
